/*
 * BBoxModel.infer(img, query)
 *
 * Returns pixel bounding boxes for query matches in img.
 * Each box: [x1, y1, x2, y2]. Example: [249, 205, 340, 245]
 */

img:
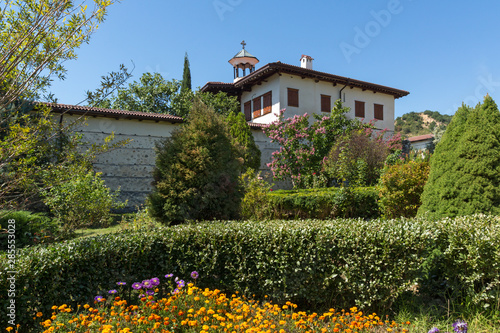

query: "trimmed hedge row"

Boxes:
[266, 186, 380, 219]
[1, 215, 500, 330]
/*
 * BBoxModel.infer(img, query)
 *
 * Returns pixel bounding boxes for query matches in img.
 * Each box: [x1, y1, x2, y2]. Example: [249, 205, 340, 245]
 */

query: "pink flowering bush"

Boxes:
[263, 100, 364, 188]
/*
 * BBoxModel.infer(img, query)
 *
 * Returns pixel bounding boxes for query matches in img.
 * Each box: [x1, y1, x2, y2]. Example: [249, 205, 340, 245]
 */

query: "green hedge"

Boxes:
[266, 186, 380, 219]
[1, 216, 500, 331]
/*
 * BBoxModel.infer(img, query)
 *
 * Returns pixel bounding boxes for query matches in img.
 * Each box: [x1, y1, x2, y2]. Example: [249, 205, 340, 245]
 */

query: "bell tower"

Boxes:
[228, 41, 259, 82]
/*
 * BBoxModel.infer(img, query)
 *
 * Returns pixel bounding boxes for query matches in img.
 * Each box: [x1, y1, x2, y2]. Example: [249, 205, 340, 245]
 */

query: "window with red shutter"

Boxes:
[263, 91, 272, 115]
[321, 94, 331, 112]
[374, 104, 384, 120]
[253, 97, 262, 118]
[244, 101, 251, 121]
[287, 88, 299, 107]
[355, 101, 365, 118]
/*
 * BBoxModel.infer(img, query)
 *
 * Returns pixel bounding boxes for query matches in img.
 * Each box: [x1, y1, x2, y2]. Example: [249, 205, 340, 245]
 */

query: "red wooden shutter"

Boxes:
[374, 104, 384, 120]
[263, 91, 272, 115]
[287, 88, 299, 107]
[253, 97, 261, 118]
[321, 94, 331, 112]
[355, 101, 365, 118]
[244, 101, 251, 121]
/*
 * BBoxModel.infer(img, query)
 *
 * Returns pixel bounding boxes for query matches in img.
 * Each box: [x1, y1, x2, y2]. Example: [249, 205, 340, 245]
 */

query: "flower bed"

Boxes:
[35, 272, 411, 333]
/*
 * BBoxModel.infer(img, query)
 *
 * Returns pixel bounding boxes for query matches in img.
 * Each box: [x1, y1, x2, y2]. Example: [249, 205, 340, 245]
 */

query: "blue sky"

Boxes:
[49, 0, 500, 118]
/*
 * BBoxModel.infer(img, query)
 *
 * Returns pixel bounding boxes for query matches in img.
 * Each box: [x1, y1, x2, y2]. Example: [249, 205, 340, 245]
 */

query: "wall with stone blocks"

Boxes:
[64, 114, 286, 211]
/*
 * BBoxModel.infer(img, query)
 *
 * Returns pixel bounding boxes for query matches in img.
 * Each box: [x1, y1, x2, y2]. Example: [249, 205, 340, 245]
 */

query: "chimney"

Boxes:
[300, 55, 313, 70]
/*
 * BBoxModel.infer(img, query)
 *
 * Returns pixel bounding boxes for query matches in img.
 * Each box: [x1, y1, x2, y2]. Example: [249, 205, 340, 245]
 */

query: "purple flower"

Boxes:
[165, 273, 173, 278]
[176, 279, 185, 288]
[116, 282, 126, 286]
[146, 290, 155, 296]
[94, 295, 105, 302]
[172, 288, 179, 295]
[453, 320, 467, 333]
[142, 279, 153, 289]
[428, 328, 440, 333]
[150, 277, 160, 286]
[108, 289, 118, 294]
[190, 271, 199, 279]
[139, 293, 145, 298]
[132, 282, 142, 290]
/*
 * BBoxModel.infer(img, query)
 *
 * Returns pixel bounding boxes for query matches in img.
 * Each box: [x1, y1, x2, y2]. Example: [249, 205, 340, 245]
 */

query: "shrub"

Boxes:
[323, 129, 390, 186]
[0, 210, 58, 249]
[378, 160, 430, 219]
[1, 216, 499, 330]
[263, 100, 364, 188]
[41, 165, 125, 233]
[239, 169, 273, 220]
[147, 99, 243, 225]
[266, 186, 380, 219]
[419, 96, 500, 218]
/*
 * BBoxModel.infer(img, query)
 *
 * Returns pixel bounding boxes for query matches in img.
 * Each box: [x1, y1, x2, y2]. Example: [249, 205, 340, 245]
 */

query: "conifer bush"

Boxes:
[147, 99, 243, 225]
[418, 95, 500, 218]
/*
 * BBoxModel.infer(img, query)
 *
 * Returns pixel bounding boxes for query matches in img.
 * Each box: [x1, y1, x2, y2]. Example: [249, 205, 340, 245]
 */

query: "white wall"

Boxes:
[242, 74, 396, 131]
[241, 73, 281, 124]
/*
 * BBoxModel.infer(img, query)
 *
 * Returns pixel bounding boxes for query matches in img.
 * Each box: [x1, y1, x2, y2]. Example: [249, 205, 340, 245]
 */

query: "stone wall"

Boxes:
[64, 113, 286, 212]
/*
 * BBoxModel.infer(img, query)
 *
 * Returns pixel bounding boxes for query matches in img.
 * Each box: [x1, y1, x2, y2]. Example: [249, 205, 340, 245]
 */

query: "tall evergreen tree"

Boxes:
[147, 99, 243, 225]
[181, 52, 192, 92]
[418, 95, 500, 218]
[226, 111, 261, 172]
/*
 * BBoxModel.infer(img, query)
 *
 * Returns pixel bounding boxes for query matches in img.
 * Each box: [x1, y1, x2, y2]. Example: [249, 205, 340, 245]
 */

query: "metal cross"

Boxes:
[241, 40, 246, 49]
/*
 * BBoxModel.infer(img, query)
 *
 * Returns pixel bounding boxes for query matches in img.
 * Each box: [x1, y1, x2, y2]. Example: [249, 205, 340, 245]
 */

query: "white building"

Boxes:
[408, 134, 434, 151]
[201, 43, 409, 132]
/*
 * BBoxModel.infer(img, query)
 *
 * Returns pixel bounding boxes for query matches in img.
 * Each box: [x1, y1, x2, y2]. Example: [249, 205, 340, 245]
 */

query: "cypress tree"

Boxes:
[418, 95, 500, 218]
[226, 111, 261, 172]
[181, 52, 191, 92]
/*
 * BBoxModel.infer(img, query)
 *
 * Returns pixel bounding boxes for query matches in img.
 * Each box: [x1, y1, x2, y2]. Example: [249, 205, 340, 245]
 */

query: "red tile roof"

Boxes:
[41, 102, 184, 123]
[201, 62, 410, 99]
[408, 134, 434, 142]
[39, 102, 265, 131]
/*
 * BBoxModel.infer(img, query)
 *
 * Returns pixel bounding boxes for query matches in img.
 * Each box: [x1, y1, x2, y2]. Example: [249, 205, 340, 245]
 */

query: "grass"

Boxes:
[73, 209, 162, 238]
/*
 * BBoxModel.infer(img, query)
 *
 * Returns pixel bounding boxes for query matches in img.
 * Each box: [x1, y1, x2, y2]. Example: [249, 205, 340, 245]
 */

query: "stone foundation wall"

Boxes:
[65, 114, 288, 212]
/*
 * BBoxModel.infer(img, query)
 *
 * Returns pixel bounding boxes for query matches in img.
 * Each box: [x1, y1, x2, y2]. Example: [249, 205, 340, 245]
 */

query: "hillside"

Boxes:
[395, 110, 452, 138]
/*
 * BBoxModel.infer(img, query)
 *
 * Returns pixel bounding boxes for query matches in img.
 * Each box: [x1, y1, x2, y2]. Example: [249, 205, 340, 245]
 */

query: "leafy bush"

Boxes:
[419, 96, 500, 218]
[42, 165, 125, 233]
[0, 210, 59, 249]
[1, 215, 499, 330]
[266, 186, 380, 219]
[263, 100, 364, 188]
[378, 160, 430, 219]
[239, 169, 273, 220]
[323, 129, 390, 186]
[148, 99, 243, 225]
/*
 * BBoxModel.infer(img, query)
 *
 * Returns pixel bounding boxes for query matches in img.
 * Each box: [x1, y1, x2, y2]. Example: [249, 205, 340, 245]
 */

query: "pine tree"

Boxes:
[418, 95, 500, 218]
[181, 52, 192, 92]
[147, 99, 243, 225]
